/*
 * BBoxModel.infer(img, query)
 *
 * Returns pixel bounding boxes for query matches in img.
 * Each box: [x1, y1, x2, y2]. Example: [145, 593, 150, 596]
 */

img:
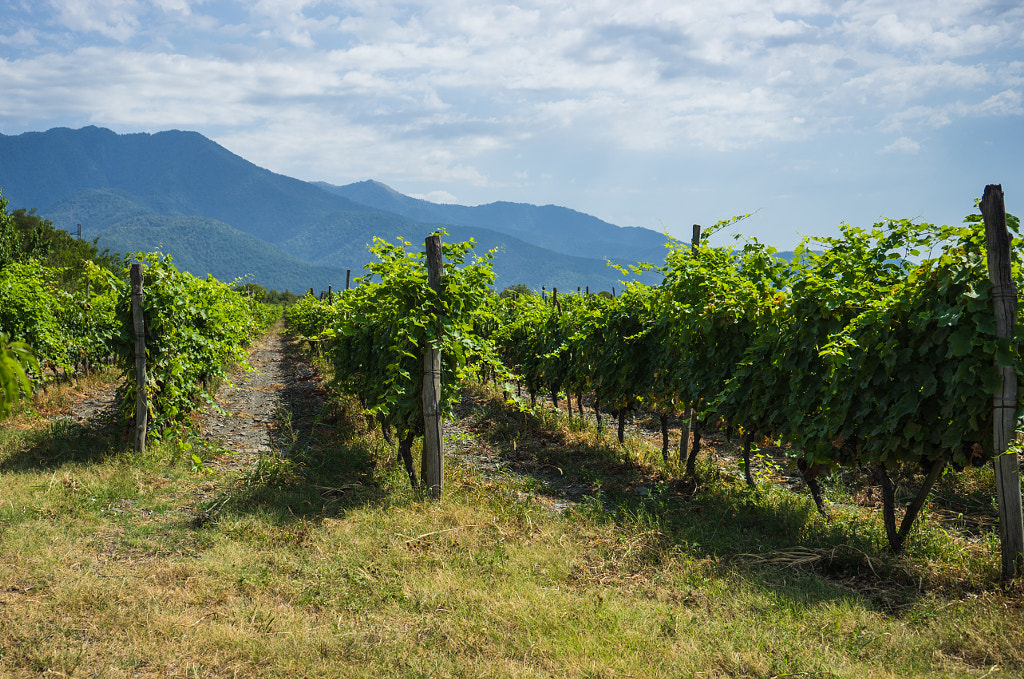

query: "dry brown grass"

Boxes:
[1, 380, 1022, 677]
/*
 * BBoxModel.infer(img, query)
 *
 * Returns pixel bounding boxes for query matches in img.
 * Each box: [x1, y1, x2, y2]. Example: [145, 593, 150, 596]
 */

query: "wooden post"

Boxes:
[130, 263, 147, 454]
[982, 184, 1024, 578]
[328, 285, 333, 304]
[346, 269, 351, 290]
[586, 286, 590, 297]
[541, 285, 546, 301]
[421, 235, 444, 499]
[692, 224, 701, 253]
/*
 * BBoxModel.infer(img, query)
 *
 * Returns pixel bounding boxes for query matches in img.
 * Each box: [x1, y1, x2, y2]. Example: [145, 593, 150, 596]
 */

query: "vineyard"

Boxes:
[0, 188, 280, 432]
[3, 185, 1024, 677]
[288, 197, 1024, 561]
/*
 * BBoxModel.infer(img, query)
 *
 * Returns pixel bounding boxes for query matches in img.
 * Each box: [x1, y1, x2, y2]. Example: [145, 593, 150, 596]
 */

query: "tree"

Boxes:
[234, 282, 268, 302]
[500, 283, 534, 298]
[0, 189, 120, 284]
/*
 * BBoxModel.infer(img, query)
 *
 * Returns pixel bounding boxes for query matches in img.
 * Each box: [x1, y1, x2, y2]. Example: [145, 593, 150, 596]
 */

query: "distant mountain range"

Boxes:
[0, 126, 668, 292]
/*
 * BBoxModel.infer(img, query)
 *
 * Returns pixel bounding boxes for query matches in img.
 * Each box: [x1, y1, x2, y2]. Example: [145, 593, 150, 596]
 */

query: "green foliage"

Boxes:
[713, 217, 1023, 474]
[0, 191, 120, 288]
[114, 253, 278, 432]
[0, 190, 14, 271]
[500, 283, 534, 298]
[0, 261, 117, 376]
[491, 209, 1024, 552]
[264, 288, 300, 305]
[289, 234, 501, 441]
[0, 332, 38, 417]
[234, 282, 268, 303]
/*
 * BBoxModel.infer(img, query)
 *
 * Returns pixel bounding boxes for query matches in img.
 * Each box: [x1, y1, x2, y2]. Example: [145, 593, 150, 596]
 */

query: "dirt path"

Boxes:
[199, 321, 325, 473]
[52, 324, 758, 509]
[51, 322, 325, 472]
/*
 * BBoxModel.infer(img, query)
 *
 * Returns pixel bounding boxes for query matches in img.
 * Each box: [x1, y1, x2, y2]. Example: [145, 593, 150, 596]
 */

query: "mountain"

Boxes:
[0, 126, 664, 291]
[97, 214, 350, 293]
[279, 216, 645, 291]
[316, 180, 669, 265]
[0, 126, 377, 245]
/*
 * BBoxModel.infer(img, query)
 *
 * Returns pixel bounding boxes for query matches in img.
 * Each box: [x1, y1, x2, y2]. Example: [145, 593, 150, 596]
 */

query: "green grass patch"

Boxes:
[0, 380, 1021, 677]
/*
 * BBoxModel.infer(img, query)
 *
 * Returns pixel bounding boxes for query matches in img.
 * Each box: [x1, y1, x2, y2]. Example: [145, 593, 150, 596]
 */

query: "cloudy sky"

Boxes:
[1, 0, 1022, 248]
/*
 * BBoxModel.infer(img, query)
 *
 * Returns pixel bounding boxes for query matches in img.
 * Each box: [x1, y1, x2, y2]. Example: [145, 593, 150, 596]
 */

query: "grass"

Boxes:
[1, 373, 1022, 677]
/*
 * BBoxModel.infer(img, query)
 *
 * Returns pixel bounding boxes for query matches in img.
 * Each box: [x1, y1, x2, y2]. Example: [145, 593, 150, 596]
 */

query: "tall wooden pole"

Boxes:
[346, 269, 351, 290]
[982, 184, 1024, 578]
[130, 263, 147, 454]
[421, 235, 444, 498]
[678, 225, 701, 464]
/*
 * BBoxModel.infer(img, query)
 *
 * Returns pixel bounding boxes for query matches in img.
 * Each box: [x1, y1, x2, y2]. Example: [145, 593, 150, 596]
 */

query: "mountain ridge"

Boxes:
[0, 126, 665, 291]
[316, 179, 669, 264]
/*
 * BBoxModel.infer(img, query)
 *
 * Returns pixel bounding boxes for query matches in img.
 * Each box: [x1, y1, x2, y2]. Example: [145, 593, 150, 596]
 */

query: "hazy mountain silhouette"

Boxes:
[0, 126, 664, 291]
[317, 180, 669, 264]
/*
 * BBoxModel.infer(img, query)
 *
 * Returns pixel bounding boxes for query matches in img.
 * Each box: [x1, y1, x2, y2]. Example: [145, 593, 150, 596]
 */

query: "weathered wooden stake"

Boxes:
[982, 184, 1024, 578]
[692, 224, 701, 252]
[346, 269, 351, 290]
[328, 285, 333, 304]
[130, 263, 147, 454]
[421, 235, 444, 499]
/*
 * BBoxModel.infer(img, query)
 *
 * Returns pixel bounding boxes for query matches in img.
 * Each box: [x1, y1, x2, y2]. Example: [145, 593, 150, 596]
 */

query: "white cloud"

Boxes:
[881, 89, 1023, 132]
[0, 0, 1020, 220]
[409, 190, 459, 203]
[975, 89, 1024, 116]
[0, 27, 39, 48]
[49, 0, 142, 41]
[879, 136, 920, 154]
[152, 0, 193, 15]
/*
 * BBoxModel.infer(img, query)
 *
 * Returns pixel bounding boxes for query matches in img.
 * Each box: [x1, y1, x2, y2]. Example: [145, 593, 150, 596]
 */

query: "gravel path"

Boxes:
[53, 322, 325, 473]
[53, 324, 756, 510]
[199, 322, 326, 474]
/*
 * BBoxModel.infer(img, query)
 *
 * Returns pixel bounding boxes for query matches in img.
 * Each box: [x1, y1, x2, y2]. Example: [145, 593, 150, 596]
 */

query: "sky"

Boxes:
[0, 0, 1022, 249]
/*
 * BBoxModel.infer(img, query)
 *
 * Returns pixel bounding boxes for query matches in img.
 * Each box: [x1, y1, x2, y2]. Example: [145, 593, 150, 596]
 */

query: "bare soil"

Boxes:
[198, 323, 326, 473]
[50, 323, 326, 472]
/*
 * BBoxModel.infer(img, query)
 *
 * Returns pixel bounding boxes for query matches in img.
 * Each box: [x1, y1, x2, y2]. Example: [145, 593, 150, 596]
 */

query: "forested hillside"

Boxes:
[0, 127, 666, 292]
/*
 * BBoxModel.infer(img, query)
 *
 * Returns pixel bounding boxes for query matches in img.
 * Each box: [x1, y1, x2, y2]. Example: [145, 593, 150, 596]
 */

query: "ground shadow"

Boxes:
[192, 331, 387, 527]
[0, 402, 127, 472]
[452, 389, 999, 614]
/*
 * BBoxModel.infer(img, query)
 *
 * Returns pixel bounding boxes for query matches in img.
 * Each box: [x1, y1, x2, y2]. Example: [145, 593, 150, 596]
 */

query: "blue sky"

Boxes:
[1, 0, 1022, 249]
